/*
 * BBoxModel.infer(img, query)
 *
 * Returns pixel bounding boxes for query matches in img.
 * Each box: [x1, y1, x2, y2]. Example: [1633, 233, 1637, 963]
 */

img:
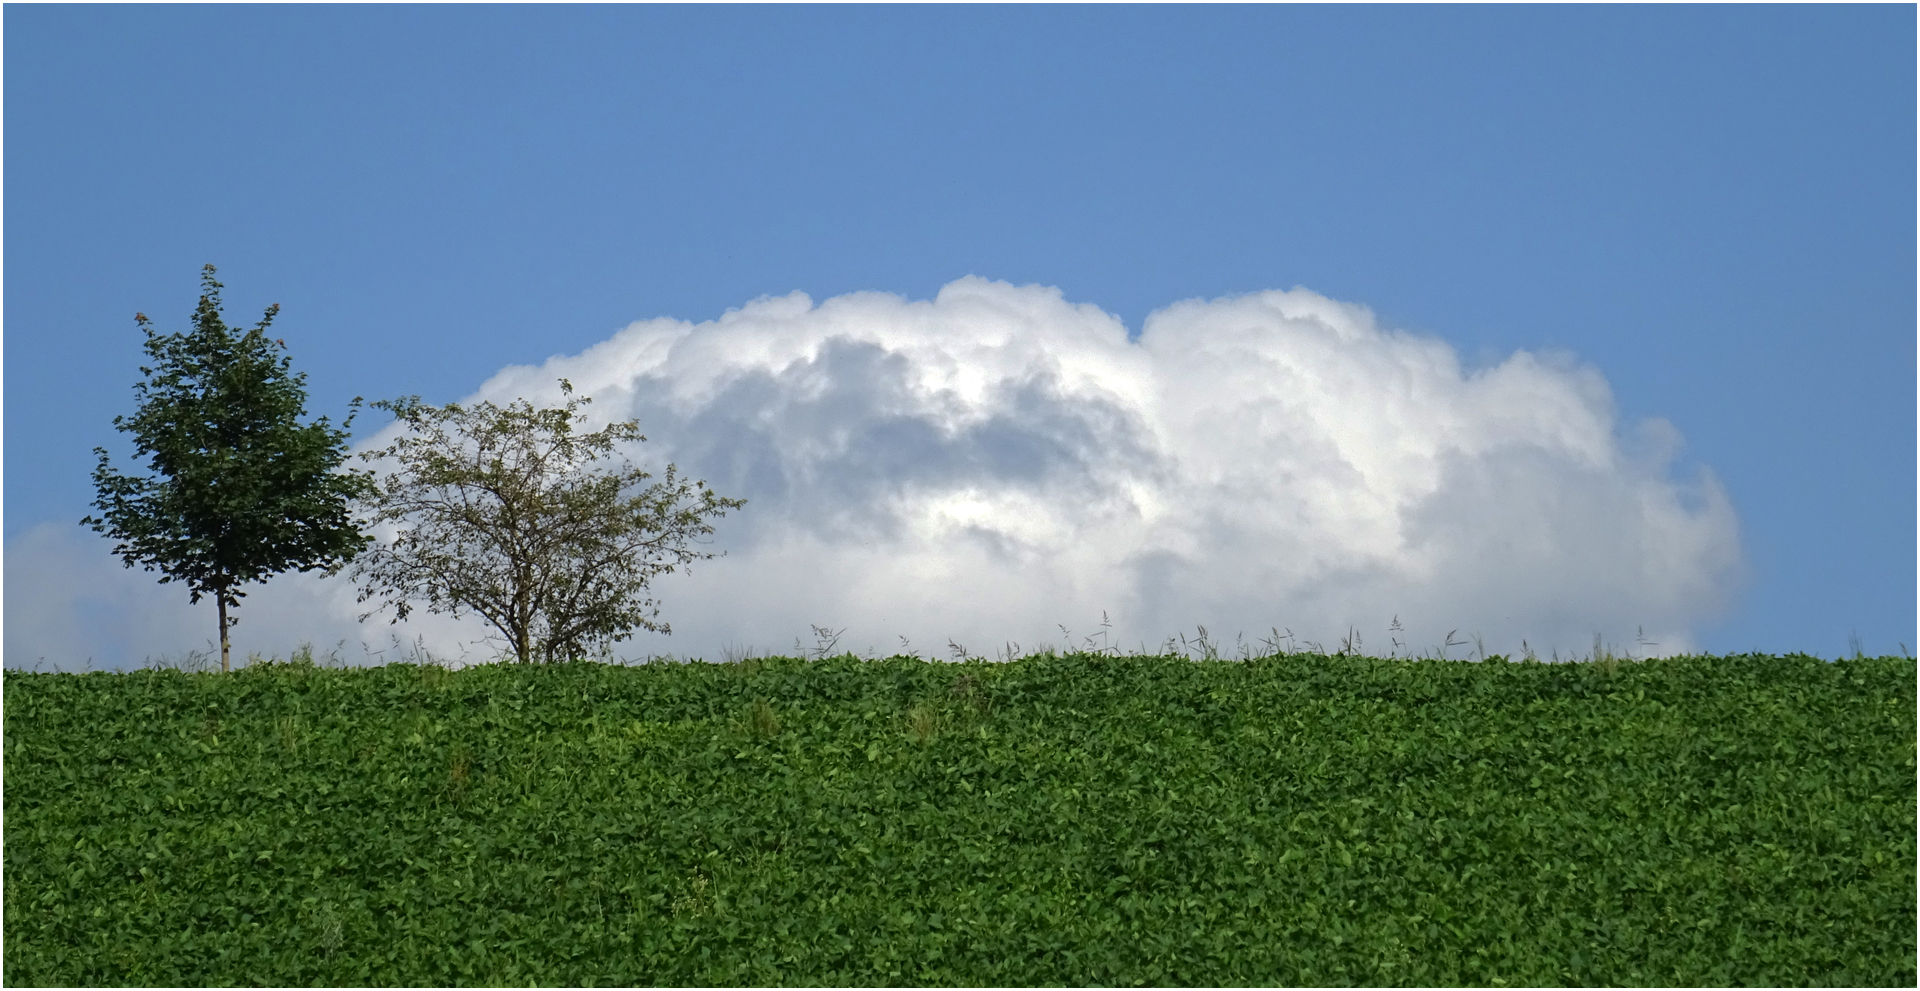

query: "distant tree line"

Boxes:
[86, 265, 742, 671]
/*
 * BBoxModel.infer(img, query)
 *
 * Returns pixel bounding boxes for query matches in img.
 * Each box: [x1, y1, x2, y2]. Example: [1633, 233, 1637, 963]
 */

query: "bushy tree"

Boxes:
[83, 265, 372, 673]
[351, 381, 744, 663]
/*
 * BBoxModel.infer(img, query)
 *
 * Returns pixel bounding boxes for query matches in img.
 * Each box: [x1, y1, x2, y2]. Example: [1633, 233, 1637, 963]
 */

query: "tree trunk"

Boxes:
[217, 592, 231, 674]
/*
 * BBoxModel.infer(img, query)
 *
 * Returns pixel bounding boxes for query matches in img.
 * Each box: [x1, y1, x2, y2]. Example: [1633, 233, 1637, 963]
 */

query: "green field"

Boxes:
[5, 651, 1913, 986]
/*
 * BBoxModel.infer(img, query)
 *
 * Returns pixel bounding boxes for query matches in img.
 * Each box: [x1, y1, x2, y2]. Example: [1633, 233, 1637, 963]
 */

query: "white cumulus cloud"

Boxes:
[6, 278, 1743, 668]
[461, 277, 1741, 660]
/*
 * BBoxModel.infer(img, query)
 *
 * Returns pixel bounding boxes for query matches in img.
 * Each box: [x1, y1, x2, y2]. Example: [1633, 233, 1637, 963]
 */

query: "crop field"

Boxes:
[4, 651, 1914, 986]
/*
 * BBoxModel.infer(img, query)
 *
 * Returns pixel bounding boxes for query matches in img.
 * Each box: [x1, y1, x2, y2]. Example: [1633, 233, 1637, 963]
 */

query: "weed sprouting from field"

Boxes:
[276, 713, 306, 755]
[352, 632, 471, 670]
[1593, 633, 1620, 675]
[1258, 627, 1299, 657]
[727, 698, 782, 740]
[1060, 617, 1707, 667]
[307, 901, 345, 956]
[671, 868, 714, 919]
[79, 609, 1883, 681]
[1085, 611, 1120, 656]
[147, 646, 218, 673]
[1178, 625, 1221, 660]
[792, 624, 845, 660]
[447, 744, 473, 802]
[905, 705, 940, 744]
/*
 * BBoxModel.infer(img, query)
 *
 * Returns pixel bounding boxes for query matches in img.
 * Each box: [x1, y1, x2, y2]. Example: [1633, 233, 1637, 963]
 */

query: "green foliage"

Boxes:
[352, 381, 744, 663]
[6, 652, 1913, 986]
[82, 266, 372, 672]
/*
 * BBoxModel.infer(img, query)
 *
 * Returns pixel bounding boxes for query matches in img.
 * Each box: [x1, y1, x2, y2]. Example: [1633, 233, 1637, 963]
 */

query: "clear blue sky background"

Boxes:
[6, 5, 1913, 658]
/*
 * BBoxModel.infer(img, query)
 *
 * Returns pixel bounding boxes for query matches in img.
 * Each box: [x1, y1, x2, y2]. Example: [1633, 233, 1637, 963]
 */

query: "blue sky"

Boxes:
[5, 5, 1913, 665]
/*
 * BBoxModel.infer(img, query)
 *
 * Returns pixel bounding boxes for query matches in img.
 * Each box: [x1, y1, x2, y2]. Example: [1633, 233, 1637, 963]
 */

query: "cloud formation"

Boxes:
[7, 278, 1743, 668]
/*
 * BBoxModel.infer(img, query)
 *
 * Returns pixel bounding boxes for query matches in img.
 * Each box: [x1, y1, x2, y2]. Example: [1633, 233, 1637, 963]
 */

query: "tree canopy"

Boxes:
[352, 381, 743, 663]
[83, 265, 371, 672]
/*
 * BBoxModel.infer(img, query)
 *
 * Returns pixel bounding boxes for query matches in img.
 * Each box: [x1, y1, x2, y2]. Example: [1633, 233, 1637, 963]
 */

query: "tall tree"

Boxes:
[352, 381, 743, 663]
[83, 265, 372, 672]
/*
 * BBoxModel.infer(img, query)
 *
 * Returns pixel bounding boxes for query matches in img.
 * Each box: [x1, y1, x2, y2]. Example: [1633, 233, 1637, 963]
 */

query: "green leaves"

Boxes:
[351, 380, 744, 663]
[83, 266, 372, 672]
[5, 653, 1914, 985]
